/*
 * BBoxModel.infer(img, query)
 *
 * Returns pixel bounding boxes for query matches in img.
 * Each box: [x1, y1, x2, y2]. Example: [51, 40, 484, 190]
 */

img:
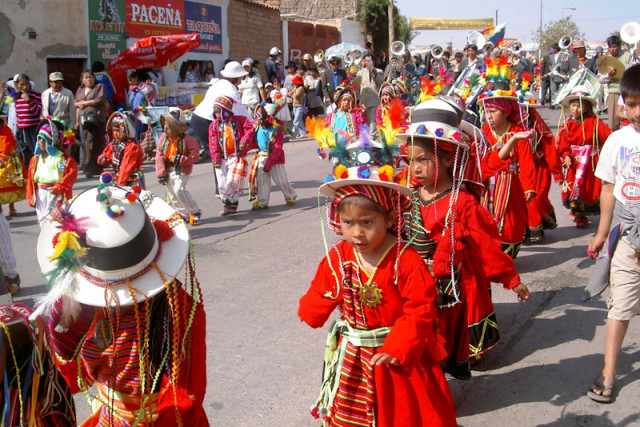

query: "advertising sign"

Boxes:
[88, 0, 127, 65]
[184, 1, 223, 54]
[126, 0, 185, 38]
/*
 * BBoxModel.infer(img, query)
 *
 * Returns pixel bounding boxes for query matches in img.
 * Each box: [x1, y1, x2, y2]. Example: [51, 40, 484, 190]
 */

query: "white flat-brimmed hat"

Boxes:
[398, 98, 470, 149]
[37, 187, 189, 307]
[220, 61, 248, 79]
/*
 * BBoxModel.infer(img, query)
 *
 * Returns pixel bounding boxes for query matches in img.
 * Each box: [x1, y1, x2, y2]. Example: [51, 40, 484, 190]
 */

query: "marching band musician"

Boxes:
[597, 35, 633, 131]
[353, 55, 384, 128]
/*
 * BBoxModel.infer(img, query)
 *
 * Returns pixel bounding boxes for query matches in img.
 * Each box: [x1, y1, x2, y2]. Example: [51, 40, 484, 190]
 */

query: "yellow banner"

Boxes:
[410, 18, 494, 30]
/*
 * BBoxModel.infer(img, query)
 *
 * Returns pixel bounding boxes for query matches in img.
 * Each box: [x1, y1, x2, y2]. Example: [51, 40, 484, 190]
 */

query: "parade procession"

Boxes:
[1, 0, 640, 425]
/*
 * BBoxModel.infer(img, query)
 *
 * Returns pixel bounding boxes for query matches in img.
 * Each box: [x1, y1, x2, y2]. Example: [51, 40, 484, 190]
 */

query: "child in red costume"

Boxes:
[478, 86, 537, 258]
[521, 101, 562, 241]
[98, 111, 145, 188]
[0, 115, 26, 213]
[401, 98, 530, 380]
[299, 128, 455, 427]
[557, 86, 612, 228]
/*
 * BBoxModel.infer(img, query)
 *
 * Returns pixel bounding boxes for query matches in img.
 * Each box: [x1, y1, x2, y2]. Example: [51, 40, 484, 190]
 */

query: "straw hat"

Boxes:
[561, 85, 597, 108]
[160, 109, 189, 135]
[37, 185, 189, 307]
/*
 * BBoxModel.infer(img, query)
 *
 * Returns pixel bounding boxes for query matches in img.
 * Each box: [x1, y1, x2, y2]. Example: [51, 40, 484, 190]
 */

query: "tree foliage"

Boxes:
[358, 0, 416, 54]
[533, 16, 585, 54]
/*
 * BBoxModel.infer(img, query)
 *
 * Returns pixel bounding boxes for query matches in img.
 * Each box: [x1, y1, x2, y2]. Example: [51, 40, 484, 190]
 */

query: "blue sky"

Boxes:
[395, 0, 640, 49]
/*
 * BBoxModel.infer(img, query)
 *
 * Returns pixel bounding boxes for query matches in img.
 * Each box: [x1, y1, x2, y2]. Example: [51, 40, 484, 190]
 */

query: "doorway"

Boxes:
[46, 58, 86, 94]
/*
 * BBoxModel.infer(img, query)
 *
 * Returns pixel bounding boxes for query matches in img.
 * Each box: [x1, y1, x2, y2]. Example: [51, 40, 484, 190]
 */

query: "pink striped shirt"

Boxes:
[14, 90, 42, 128]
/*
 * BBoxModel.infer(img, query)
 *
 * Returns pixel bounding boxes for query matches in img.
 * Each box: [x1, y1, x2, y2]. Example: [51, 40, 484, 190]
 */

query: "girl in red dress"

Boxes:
[557, 86, 612, 228]
[401, 98, 530, 380]
[478, 84, 537, 258]
[299, 129, 455, 427]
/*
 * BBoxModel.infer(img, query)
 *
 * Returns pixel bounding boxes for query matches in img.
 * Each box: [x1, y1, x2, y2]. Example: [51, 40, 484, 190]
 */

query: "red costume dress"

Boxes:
[0, 124, 26, 204]
[299, 241, 456, 427]
[48, 289, 208, 426]
[97, 138, 145, 188]
[406, 189, 521, 378]
[556, 114, 611, 216]
[527, 108, 561, 230]
[481, 122, 537, 258]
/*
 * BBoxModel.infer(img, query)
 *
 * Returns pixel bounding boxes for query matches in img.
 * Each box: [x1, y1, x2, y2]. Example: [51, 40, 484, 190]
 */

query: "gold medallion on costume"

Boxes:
[359, 282, 383, 308]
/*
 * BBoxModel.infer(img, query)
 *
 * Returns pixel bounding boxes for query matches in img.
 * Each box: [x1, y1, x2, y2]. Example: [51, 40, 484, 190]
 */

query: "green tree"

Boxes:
[534, 16, 585, 54]
[358, 0, 416, 55]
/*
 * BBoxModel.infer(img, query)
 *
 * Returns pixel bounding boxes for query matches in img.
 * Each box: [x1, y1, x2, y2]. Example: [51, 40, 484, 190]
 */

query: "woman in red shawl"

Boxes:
[478, 87, 536, 258]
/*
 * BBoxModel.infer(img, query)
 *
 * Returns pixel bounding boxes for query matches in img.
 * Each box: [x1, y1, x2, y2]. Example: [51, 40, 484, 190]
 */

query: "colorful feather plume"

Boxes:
[31, 203, 89, 327]
[306, 116, 336, 151]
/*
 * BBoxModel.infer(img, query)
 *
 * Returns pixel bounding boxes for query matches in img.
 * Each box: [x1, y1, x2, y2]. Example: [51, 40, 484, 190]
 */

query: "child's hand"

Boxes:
[563, 156, 572, 167]
[370, 352, 400, 367]
[512, 283, 530, 302]
[158, 176, 168, 185]
[20, 91, 30, 101]
[213, 162, 221, 168]
[588, 234, 607, 259]
[512, 130, 535, 141]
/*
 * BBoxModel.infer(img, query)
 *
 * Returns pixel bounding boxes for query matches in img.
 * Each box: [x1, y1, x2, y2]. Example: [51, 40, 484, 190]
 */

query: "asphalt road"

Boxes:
[5, 107, 639, 426]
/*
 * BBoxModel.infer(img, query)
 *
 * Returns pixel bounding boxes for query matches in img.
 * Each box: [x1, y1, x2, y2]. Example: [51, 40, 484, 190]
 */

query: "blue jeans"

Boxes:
[292, 106, 306, 137]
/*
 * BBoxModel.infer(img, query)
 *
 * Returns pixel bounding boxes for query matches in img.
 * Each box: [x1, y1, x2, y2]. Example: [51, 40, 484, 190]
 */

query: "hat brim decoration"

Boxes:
[398, 98, 470, 150]
[37, 187, 189, 309]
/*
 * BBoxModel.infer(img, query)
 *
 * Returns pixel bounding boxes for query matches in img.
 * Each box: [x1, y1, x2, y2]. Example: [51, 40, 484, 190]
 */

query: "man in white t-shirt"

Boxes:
[587, 64, 640, 403]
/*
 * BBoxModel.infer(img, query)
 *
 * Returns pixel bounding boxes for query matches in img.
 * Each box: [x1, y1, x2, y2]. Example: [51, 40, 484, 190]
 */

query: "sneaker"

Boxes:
[251, 202, 268, 211]
[6, 274, 20, 295]
[285, 197, 296, 205]
[189, 212, 201, 225]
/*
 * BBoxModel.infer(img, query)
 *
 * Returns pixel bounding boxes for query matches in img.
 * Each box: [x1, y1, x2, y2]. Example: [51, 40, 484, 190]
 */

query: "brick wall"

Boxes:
[280, 0, 360, 20]
[228, 0, 282, 70]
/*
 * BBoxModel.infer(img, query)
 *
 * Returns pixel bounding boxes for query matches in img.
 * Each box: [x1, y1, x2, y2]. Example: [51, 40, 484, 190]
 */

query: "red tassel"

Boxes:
[152, 220, 174, 242]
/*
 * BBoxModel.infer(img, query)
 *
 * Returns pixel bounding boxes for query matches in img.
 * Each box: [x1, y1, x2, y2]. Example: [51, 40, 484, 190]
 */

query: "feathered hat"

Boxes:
[476, 53, 518, 104]
[399, 97, 470, 150]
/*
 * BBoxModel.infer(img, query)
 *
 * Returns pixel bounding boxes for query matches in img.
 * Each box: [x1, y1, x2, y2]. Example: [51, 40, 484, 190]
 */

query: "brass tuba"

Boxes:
[314, 49, 327, 74]
[391, 41, 406, 57]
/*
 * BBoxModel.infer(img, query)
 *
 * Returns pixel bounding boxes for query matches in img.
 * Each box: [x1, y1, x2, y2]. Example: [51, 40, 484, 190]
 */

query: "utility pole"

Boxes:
[538, 0, 543, 59]
[388, 0, 395, 54]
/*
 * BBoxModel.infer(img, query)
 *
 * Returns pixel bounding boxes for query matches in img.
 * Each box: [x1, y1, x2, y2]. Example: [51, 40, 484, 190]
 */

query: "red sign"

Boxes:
[126, 0, 185, 38]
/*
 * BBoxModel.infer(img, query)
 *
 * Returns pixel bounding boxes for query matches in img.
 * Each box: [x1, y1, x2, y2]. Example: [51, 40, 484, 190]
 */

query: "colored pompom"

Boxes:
[96, 193, 108, 203]
[435, 128, 444, 137]
[357, 165, 370, 179]
[317, 148, 327, 160]
[416, 124, 428, 135]
[100, 172, 113, 184]
[153, 220, 174, 242]
[333, 164, 349, 179]
[452, 131, 461, 141]
[111, 205, 121, 214]
[378, 165, 394, 182]
[529, 98, 537, 104]
[486, 91, 493, 96]
[323, 175, 335, 183]
[105, 207, 116, 218]
[97, 183, 106, 191]
[131, 186, 142, 194]
[125, 192, 137, 203]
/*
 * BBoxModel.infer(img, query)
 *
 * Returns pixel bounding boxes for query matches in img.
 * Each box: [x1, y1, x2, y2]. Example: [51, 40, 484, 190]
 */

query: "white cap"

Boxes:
[242, 59, 253, 68]
[269, 47, 282, 56]
[220, 61, 249, 79]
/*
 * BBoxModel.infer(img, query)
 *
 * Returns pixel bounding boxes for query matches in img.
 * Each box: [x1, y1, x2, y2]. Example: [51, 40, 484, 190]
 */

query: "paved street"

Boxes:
[5, 108, 639, 426]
